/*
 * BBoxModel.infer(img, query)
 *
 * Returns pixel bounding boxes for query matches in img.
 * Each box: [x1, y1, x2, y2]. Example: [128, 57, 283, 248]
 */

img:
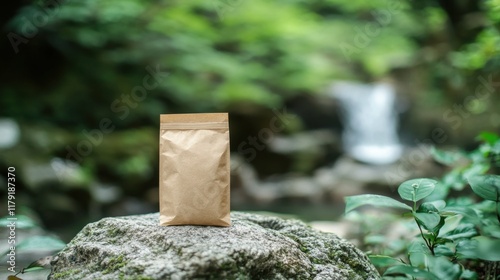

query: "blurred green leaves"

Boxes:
[4, 0, 426, 121]
[0, 215, 38, 229]
[3, 0, 500, 126]
[468, 175, 500, 201]
[450, 0, 500, 70]
[345, 194, 412, 213]
[16, 236, 66, 252]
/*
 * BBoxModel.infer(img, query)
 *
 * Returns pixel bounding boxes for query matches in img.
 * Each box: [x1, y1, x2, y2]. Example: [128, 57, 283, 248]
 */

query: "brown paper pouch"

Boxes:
[159, 113, 230, 226]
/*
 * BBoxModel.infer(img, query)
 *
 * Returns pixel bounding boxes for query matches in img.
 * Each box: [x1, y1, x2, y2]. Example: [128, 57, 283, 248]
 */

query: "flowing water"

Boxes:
[330, 81, 403, 165]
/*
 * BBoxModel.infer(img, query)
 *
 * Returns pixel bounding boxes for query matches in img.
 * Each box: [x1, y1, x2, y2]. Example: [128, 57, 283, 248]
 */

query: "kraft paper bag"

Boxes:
[159, 113, 230, 226]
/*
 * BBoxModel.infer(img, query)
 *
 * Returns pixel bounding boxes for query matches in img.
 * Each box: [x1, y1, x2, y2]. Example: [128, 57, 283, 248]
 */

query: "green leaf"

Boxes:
[456, 239, 479, 259]
[428, 200, 446, 211]
[408, 240, 431, 254]
[22, 266, 45, 273]
[430, 147, 464, 165]
[476, 131, 500, 145]
[398, 178, 438, 202]
[408, 251, 428, 268]
[384, 265, 439, 280]
[414, 212, 441, 231]
[21, 256, 53, 273]
[16, 236, 66, 252]
[459, 269, 478, 280]
[418, 202, 438, 213]
[438, 215, 463, 236]
[428, 256, 461, 280]
[471, 200, 497, 212]
[344, 194, 412, 213]
[442, 206, 479, 222]
[443, 224, 477, 241]
[468, 175, 500, 201]
[473, 236, 500, 261]
[434, 244, 455, 257]
[368, 255, 401, 267]
[462, 163, 490, 180]
[0, 215, 38, 229]
[408, 241, 431, 268]
[482, 224, 500, 238]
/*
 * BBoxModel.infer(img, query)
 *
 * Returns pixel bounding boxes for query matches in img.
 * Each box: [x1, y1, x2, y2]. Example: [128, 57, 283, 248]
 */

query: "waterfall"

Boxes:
[330, 81, 403, 165]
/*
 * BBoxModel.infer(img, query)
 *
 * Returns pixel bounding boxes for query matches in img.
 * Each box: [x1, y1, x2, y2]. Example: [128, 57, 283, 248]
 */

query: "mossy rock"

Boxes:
[49, 212, 379, 279]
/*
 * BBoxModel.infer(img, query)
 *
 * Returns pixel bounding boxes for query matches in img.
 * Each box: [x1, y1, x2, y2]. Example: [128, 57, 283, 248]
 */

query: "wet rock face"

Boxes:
[49, 212, 379, 280]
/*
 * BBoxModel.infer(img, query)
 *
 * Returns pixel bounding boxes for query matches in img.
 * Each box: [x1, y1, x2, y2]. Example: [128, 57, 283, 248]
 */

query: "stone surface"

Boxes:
[49, 212, 379, 279]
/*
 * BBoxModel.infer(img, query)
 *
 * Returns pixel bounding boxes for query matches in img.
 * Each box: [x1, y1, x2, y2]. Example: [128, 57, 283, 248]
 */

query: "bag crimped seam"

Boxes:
[160, 122, 227, 130]
[160, 113, 228, 124]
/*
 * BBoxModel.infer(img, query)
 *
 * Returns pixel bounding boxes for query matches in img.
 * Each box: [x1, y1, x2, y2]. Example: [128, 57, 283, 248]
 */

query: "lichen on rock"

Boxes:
[49, 212, 379, 279]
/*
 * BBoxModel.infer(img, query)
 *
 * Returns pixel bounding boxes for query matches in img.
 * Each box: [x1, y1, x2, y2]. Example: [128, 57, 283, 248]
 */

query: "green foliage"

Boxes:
[428, 132, 500, 200]
[1, 214, 66, 277]
[3, 0, 426, 125]
[384, 264, 440, 280]
[0, 215, 38, 229]
[468, 175, 500, 202]
[451, 0, 500, 72]
[15, 235, 66, 252]
[344, 132, 500, 279]
[345, 194, 412, 213]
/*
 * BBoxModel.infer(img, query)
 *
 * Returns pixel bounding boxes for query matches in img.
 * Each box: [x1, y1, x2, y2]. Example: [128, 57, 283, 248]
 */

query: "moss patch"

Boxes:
[103, 255, 127, 274]
[283, 233, 310, 254]
[52, 269, 81, 279]
[106, 226, 126, 238]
